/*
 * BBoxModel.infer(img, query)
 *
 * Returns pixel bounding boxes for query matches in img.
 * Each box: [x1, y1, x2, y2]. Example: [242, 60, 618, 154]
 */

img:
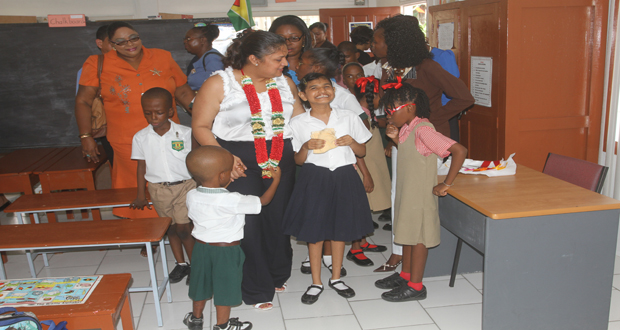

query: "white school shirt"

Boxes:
[331, 83, 365, 116]
[363, 61, 383, 79]
[131, 120, 193, 183]
[186, 186, 261, 243]
[289, 108, 372, 171]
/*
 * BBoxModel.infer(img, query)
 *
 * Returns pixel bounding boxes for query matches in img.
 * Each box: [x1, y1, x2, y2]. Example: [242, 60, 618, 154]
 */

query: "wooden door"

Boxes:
[504, 0, 608, 170]
[428, 3, 462, 69]
[458, 0, 506, 161]
[319, 7, 401, 47]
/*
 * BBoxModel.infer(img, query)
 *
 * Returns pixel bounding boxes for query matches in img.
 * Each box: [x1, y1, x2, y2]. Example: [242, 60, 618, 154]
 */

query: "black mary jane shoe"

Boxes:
[329, 280, 356, 298]
[360, 243, 388, 253]
[373, 221, 379, 229]
[381, 285, 427, 302]
[346, 250, 374, 266]
[324, 260, 347, 277]
[301, 284, 324, 304]
[300, 260, 311, 274]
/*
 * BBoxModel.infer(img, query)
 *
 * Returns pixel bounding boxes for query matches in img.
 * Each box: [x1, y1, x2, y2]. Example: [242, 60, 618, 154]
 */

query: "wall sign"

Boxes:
[47, 14, 86, 27]
[470, 56, 493, 107]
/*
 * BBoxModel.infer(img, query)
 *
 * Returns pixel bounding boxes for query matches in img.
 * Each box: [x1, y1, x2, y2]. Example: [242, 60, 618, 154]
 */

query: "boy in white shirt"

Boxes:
[183, 145, 281, 330]
[130, 87, 196, 284]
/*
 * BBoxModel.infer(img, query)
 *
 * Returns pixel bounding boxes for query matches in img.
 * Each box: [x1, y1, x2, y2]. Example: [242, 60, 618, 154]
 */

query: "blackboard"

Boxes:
[0, 18, 228, 152]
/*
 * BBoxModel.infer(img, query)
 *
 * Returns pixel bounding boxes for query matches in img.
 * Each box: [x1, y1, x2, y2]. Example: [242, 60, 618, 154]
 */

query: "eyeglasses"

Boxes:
[282, 36, 302, 43]
[385, 103, 414, 116]
[112, 36, 140, 46]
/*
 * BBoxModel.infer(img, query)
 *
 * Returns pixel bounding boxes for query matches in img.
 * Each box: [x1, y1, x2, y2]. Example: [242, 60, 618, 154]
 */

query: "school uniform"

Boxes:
[186, 186, 261, 306]
[131, 120, 195, 224]
[283, 108, 374, 243]
[357, 107, 391, 211]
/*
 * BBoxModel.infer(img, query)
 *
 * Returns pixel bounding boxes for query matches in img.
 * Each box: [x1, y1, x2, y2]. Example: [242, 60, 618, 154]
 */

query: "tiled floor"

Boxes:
[2, 209, 619, 330]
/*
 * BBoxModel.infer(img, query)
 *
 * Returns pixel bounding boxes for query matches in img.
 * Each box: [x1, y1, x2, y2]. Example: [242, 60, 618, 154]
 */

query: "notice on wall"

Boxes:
[470, 56, 493, 107]
[47, 14, 86, 27]
[437, 22, 454, 50]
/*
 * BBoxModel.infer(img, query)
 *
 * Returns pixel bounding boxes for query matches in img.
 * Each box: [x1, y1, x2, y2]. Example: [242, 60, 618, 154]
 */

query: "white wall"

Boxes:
[0, 0, 382, 20]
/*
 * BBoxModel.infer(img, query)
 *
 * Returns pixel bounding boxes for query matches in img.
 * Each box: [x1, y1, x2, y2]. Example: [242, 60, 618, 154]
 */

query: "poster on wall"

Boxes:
[470, 56, 493, 107]
[437, 22, 454, 50]
[349, 22, 373, 33]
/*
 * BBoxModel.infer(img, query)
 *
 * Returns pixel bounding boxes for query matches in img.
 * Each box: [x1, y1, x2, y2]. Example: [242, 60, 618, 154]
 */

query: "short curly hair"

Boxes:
[349, 25, 373, 45]
[376, 15, 431, 69]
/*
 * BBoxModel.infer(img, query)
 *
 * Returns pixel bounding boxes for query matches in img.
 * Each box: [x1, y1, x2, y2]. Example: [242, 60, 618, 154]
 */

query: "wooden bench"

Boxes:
[0, 218, 172, 327]
[17, 273, 134, 330]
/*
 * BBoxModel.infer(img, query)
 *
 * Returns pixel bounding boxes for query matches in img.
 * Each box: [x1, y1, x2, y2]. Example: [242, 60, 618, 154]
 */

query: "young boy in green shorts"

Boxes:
[183, 146, 281, 330]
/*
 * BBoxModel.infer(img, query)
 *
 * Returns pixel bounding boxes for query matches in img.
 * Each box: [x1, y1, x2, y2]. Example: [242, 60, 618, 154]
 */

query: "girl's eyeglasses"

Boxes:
[385, 103, 414, 116]
[112, 36, 140, 46]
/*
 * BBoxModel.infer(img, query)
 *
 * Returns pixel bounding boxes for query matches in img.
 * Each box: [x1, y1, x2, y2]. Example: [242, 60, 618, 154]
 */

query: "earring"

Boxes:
[255, 63, 258, 66]
[113, 47, 116, 51]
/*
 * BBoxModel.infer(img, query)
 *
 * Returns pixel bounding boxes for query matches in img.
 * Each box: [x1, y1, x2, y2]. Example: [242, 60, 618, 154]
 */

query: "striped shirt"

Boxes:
[399, 117, 455, 158]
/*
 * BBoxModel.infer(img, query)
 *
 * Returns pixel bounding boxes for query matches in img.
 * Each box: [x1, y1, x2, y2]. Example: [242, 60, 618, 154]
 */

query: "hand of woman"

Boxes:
[231, 155, 247, 181]
[81, 137, 100, 163]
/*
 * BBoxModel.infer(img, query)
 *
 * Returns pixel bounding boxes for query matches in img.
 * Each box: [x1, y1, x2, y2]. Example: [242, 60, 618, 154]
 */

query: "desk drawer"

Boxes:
[439, 195, 486, 253]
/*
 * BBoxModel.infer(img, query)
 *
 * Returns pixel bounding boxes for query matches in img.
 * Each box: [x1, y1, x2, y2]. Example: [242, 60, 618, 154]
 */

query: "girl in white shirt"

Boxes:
[283, 73, 374, 305]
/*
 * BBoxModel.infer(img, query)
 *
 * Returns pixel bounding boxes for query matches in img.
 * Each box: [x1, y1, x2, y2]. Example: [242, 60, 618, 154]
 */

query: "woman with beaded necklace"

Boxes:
[191, 30, 304, 311]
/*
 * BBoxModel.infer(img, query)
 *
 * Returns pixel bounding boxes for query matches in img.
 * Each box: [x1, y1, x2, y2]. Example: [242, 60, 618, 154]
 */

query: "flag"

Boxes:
[228, 0, 255, 31]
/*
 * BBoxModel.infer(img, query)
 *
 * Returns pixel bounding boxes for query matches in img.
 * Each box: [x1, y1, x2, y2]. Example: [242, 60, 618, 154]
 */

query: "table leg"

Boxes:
[121, 291, 135, 330]
[1, 253, 6, 264]
[31, 213, 50, 267]
[146, 242, 163, 327]
[159, 239, 172, 303]
[26, 251, 36, 278]
[17, 213, 25, 225]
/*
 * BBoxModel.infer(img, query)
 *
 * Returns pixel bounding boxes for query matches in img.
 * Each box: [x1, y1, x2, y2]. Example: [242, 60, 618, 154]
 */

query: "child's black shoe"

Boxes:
[329, 279, 355, 298]
[170, 263, 191, 283]
[214, 317, 253, 330]
[381, 285, 427, 302]
[375, 272, 407, 290]
[183, 312, 203, 330]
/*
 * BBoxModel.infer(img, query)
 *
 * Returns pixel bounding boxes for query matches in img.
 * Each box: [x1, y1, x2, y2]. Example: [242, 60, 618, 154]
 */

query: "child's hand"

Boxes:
[231, 155, 247, 181]
[363, 174, 374, 193]
[384, 146, 392, 158]
[432, 183, 450, 197]
[130, 198, 151, 210]
[268, 166, 282, 182]
[305, 138, 326, 150]
[386, 124, 399, 140]
[335, 135, 354, 146]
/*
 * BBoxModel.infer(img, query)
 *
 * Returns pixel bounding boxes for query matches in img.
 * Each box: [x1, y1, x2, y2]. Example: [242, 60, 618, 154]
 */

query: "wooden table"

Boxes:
[438, 166, 620, 330]
[18, 273, 134, 330]
[0, 218, 172, 327]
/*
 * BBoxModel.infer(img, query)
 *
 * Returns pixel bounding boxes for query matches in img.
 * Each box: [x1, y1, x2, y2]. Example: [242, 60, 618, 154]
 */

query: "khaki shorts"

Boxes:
[147, 179, 196, 225]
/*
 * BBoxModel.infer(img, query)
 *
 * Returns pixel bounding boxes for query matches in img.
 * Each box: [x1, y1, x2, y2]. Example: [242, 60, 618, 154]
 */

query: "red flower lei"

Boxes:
[240, 70, 285, 179]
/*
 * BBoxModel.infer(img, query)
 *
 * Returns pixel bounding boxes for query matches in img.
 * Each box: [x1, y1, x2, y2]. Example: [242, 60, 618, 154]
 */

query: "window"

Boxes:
[253, 15, 321, 32]
[401, 3, 427, 35]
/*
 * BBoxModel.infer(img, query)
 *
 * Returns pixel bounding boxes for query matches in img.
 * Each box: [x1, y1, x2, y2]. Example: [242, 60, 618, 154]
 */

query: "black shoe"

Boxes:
[381, 285, 427, 302]
[214, 317, 253, 330]
[375, 272, 407, 290]
[183, 312, 203, 330]
[360, 243, 388, 253]
[324, 261, 347, 277]
[382, 223, 392, 231]
[301, 284, 324, 305]
[329, 280, 355, 298]
[378, 209, 391, 221]
[346, 250, 374, 266]
[300, 260, 311, 274]
[170, 263, 191, 284]
[373, 221, 379, 229]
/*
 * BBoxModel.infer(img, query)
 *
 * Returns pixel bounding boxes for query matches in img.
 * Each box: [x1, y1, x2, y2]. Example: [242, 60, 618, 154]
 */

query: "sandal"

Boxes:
[253, 302, 273, 311]
[275, 283, 287, 293]
[373, 260, 402, 272]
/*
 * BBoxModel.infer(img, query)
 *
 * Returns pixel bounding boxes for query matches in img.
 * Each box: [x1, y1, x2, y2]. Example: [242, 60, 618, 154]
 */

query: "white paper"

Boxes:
[470, 56, 493, 107]
[437, 22, 454, 50]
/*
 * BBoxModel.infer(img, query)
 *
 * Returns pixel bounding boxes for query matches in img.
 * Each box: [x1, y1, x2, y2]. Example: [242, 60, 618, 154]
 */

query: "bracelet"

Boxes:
[442, 181, 454, 187]
[79, 133, 92, 139]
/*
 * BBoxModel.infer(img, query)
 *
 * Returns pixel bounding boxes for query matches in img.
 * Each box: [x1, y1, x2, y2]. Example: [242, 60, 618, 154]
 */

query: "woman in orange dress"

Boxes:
[75, 21, 195, 218]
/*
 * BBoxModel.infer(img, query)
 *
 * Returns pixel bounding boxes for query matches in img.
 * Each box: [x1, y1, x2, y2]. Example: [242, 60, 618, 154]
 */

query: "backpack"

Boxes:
[0, 307, 42, 330]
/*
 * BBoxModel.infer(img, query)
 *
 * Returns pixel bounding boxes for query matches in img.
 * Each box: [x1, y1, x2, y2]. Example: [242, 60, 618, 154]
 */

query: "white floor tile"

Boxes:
[138, 300, 197, 330]
[279, 289, 353, 319]
[426, 303, 482, 330]
[129, 292, 147, 318]
[615, 256, 620, 275]
[43, 250, 107, 268]
[419, 278, 482, 309]
[614, 274, 620, 290]
[285, 314, 362, 330]
[97, 253, 156, 274]
[341, 273, 395, 302]
[423, 274, 459, 283]
[373, 325, 440, 330]
[610, 289, 620, 322]
[210, 306, 286, 330]
[350, 299, 433, 329]
[609, 321, 620, 330]
[146, 280, 192, 303]
[37, 265, 98, 277]
[462, 272, 483, 290]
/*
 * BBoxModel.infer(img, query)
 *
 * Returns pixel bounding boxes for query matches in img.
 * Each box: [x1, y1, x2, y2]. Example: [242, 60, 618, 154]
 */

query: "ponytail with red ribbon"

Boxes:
[355, 76, 379, 94]
[382, 76, 403, 90]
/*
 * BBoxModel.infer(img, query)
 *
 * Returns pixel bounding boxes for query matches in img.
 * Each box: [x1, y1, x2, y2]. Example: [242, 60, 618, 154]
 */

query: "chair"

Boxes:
[448, 153, 608, 287]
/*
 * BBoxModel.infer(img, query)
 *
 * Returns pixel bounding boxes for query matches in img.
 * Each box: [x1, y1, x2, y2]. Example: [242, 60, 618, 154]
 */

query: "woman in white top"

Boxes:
[192, 30, 305, 310]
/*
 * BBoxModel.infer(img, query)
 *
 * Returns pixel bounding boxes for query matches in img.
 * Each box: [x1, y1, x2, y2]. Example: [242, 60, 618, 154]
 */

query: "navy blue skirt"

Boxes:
[283, 163, 374, 243]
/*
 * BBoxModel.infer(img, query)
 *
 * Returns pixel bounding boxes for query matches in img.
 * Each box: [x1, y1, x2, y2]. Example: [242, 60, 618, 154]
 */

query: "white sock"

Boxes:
[330, 279, 349, 290]
[177, 262, 188, 266]
[322, 255, 332, 267]
[302, 256, 310, 267]
[306, 284, 323, 295]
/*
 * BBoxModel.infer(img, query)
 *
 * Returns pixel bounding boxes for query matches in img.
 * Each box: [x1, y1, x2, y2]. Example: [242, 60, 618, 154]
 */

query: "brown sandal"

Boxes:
[373, 260, 402, 272]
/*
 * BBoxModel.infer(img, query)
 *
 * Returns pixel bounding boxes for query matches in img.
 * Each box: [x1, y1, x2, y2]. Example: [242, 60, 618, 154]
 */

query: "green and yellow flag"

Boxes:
[227, 0, 255, 31]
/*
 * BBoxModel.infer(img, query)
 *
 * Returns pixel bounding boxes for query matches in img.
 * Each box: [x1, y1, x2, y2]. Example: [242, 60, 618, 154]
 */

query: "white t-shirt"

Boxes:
[289, 108, 372, 171]
[186, 187, 261, 243]
[131, 120, 193, 183]
[211, 67, 296, 142]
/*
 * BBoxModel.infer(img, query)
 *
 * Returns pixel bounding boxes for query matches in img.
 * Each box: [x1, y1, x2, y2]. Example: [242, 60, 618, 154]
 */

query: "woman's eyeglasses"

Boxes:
[283, 36, 302, 43]
[385, 103, 414, 116]
[112, 36, 140, 46]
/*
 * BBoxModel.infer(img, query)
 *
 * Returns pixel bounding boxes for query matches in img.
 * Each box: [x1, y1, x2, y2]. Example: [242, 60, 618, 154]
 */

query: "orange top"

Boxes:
[79, 47, 186, 145]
